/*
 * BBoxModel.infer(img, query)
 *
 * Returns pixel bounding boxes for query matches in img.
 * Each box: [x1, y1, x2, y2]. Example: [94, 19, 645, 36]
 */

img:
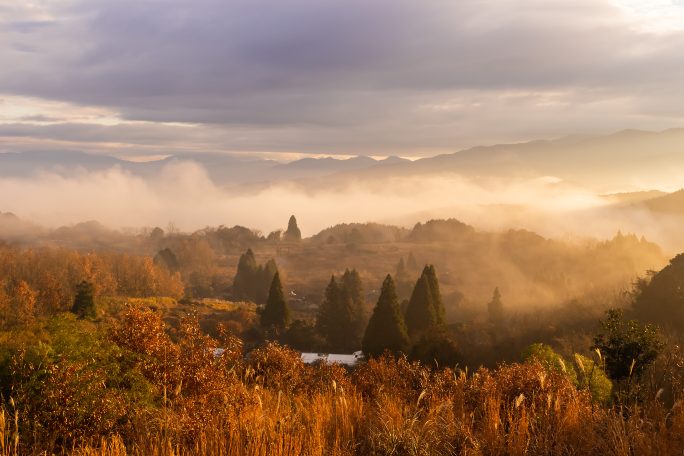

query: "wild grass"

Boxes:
[2, 308, 684, 455]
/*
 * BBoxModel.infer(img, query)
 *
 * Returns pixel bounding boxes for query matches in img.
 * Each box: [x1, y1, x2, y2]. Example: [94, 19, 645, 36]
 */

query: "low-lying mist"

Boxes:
[0, 160, 681, 252]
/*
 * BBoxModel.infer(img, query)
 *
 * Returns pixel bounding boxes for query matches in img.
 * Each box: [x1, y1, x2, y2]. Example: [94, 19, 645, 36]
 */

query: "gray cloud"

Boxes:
[1, 0, 684, 155]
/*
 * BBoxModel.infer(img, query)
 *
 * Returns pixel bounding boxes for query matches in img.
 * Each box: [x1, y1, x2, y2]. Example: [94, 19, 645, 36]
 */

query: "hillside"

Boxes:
[639, 189, 684, 215]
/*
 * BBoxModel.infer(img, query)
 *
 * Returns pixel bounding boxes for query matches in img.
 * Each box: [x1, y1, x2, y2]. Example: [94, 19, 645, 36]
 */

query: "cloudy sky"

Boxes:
[2, 0, 684, 159]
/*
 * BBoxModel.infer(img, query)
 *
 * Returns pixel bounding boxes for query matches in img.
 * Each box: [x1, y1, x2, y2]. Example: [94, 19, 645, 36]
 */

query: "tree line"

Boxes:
[238, 246, 461, 364]
[0, 244, 184, 328]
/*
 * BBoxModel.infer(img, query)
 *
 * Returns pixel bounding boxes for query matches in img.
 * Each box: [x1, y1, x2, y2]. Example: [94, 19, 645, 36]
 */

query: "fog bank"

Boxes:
[0, 161, 681, 251]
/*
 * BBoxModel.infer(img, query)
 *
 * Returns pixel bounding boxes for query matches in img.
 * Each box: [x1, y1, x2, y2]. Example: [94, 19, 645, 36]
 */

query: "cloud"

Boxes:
[1, 0, 684, 155]
[2, 161, 683, 254]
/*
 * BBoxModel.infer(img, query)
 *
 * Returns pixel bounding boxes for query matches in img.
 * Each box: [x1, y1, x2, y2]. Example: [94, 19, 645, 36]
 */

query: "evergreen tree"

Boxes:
[284, 215, 302, 242]
[424, 265, 445, 324]
[488, 287, 504, 325]
[153, 248, 179, 272]
[71, 280, 96, 319]
[342, 268, 367, 345]
[407, 252, 418, 270]
[341, 268, 364, 310]
[410, 328, 460, 367]
[261, 272, 290, 332]
[233, 249, 258, 300]
[256, 259, 278, 303]
[317, 272, 364, 351]
[397, 257, 406, 277]
[316, 275, 341, 343]
[362, 275, 410, 357]
[405, 275, 436, 339]
[233, 249, 277, 304]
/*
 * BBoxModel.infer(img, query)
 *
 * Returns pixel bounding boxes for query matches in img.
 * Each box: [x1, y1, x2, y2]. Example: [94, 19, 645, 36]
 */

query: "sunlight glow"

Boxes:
[613, 0, 684, 32]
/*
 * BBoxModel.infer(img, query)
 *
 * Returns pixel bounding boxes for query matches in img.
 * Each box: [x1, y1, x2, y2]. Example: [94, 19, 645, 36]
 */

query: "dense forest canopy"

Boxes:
[0, 214, 679, 454]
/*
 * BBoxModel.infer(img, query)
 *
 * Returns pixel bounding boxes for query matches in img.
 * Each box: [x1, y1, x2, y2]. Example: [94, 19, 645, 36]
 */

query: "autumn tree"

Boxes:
[72, 280, 96, 319]
[13, 280, 36, 324]
[362, 275, 410, 357]
[261, 272, 290, 334]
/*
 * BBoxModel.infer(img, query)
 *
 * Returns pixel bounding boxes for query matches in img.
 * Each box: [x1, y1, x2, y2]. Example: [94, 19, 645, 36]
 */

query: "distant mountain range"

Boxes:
[638, 189, 684, 216]
[0, 149, 410, 188]
[337, 128, 684, 190]
[2, 128, 684, 191]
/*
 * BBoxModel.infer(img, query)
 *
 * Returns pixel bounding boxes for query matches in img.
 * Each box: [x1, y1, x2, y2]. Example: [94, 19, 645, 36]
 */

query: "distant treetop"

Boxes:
[283, 215, 302, 242]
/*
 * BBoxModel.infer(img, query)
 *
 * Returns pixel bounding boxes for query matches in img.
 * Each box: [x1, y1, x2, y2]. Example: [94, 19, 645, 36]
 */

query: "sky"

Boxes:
[2, 0, 684, 159]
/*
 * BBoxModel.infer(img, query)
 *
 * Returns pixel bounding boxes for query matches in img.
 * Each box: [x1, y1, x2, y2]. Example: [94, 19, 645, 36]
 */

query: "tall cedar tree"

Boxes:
[341, 268, 366, 340]
[424, 265, 445, 324]
[233, 249, 258, 300]
[261, 272, 290, 332]
[405, 274, 437, 339]
[362, 275, 410, 357]
[488, 287, 504, 325]
[316, 276, 339, 344]
[407, 252, 418, 270]
[233, 249, 277, 304]
[256, 259, 278, 304]
[316, 275, 356, 351]
[284, 215, 302, 242]
[397, 257, 406, 277]
[71, 280, 96, 319]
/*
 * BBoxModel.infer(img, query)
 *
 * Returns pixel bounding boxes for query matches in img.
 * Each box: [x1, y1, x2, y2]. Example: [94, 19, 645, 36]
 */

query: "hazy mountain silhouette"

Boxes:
[639, 189, 684, 216]
[602, 190, 668, 205]
[337, 129, 684, 191]
[3, 129, 684, 191]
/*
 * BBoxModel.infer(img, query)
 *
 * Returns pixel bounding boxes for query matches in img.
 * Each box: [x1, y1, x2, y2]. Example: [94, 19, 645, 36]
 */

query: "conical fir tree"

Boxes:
[284, 215, 302, 242]
[341, 268, 364, 311]
[261, 272, 290, 332]
[407, 252, 418, 270]
[71, 280, 96, 319]
[362, 275, 410, 357]
[256, 258, 278, 303]
[233, 248, 258, 300]
[424, 265, 445, 324]
[316, 275, 341, 343]
[405, 274, 436, 339]
[341, 268, 366, 342]
[488, 287, 504, 325]
[317, 273, 362, 351]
